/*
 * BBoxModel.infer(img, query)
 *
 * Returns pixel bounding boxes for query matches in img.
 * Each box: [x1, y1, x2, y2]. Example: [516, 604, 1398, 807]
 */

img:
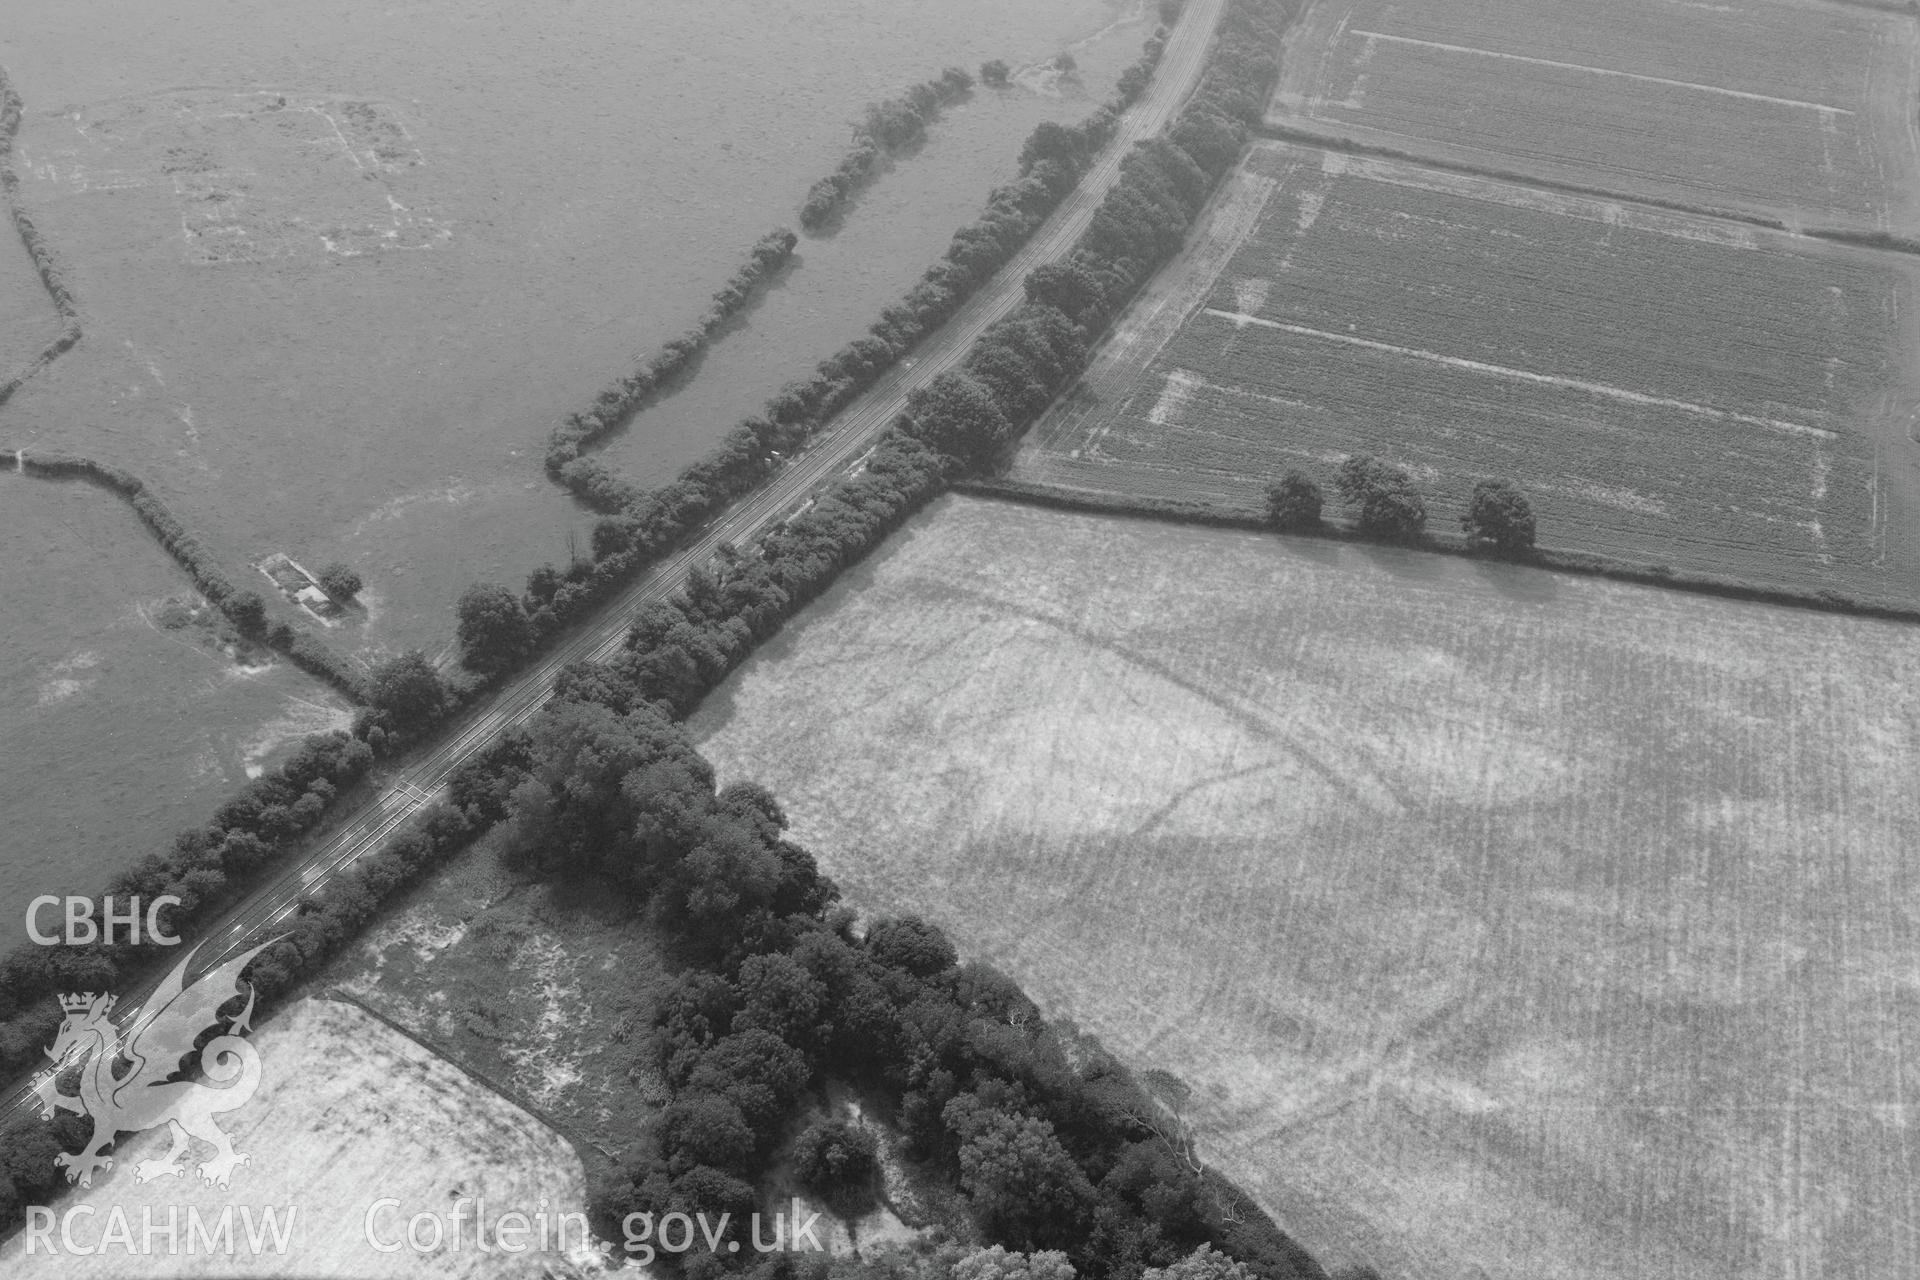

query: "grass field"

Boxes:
[1269, 0, 1920, 231]
[326, 824, 673, 1150]
[0, 997, 594, 1276]
[693, 495, 1920, 1280]
[0, 476, 353, 934]
[1011, 140, 1920, 607]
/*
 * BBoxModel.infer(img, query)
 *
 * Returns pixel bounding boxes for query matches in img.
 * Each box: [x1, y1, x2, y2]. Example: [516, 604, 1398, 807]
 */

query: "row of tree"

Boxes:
[399, 55, 1161, 730]
[0, 13, 1206, 1103]
[0, 67, 83, 407]
[9, 451, 370, 698]
[0, 0, 1307, 1249]
[799, 67, 977, 231]
[1, 71, 77, 326]
[1264, 457, 1538, 552]
[0, 730, 374, 1076]
[439, 687, 1325, 1280]
[546, 227, 801, 480]
[506, 0, 1298, 723]
[0, 786, 481, 1232]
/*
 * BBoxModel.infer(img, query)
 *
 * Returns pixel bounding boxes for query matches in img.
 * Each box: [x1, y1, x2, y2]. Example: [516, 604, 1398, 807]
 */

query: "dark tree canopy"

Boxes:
[1264, 470, 1324, 532]
[226, 589, 268, 637]
[792, 1118, 880, 1213]
[1461, 478, 1537, 552]
[369, 650, 446, 727]
[980, 59, 1012, 87]
[316, 561, 363, 601]
[456, 582, 533, 674]
[1335, 454, 1427, 542]
[1024, 260, 1107, 328]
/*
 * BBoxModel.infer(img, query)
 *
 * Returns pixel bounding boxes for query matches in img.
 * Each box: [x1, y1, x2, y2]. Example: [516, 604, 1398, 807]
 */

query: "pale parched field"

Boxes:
[1268, 0, 1920, 231]
[694, 495, 1920, 1280]
[1, 997, 594, 1276]
[1011, 140, 1920, 607]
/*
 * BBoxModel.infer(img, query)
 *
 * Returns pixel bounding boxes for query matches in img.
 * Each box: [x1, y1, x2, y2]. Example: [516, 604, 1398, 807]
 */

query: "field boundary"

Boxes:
[956, 477, 1920, 625]
[318, 988, 616, 1169]
[1257, 123, 1920, 258]
[0, 447, 370, 699]
[0, 64, 83, 411]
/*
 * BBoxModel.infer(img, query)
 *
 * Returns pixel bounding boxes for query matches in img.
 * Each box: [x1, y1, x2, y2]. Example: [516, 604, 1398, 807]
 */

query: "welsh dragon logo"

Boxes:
[29, 940, 272, 1190]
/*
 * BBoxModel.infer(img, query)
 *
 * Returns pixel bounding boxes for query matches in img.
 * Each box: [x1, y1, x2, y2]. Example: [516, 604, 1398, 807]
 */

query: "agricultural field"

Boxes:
[1269, 0, 1920, 230]
[325, 824, 674, 1151]
[0, 476, 353, 934]
[1011, 140, 1920, 607]
[0, 0, 1146, 662]
[694, 494, 1920, 1280]
[0, 997, 595, 1276]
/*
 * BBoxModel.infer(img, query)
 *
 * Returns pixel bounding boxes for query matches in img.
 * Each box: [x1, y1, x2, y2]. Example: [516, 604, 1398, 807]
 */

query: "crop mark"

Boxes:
[1348, 31, 1855, 116]
[1199, 309, 1840, 441]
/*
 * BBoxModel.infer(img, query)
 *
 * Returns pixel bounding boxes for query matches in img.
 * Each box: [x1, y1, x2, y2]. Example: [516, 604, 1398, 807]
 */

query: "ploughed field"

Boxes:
[1011, 141, 1920, 606]
[1269, 0, 1920, 230]
[694, 495, 1920, 1280]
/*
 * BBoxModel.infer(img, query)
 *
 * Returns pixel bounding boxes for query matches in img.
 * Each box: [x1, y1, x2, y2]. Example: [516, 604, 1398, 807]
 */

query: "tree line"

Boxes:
[361, 22, 1193, 750]
[421, 689, 1328, 1280]
[0, 67, 82, 410]
[0, 8, 1215, 1090]
[0, 769, 477, 1231]
[5, 451, 370, 698]
[546, 227, 801, 481]
[0, 0, 1300, 1228]
[439, 0, 1299, 727]
[1265, 457, 1538, 553]
[0, 731, 374, 1080]
[799, 67, 977, 231]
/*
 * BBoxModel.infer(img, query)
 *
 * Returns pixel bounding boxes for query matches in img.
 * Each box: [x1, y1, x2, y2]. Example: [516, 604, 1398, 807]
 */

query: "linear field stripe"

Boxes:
[1350, 30, 1854, 116]
[1199, 309, 1839, 440]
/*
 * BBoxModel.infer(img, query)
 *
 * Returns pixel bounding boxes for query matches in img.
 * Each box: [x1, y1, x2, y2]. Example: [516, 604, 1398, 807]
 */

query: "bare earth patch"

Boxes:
[693, 494, 1920, 1280]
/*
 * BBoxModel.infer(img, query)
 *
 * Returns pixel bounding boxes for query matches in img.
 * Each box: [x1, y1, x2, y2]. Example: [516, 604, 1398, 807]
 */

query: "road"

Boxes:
[5, 0, 1227, 1128]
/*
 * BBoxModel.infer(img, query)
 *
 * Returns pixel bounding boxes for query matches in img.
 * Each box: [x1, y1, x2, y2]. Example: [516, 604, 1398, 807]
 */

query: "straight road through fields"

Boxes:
[6, 0, 1230, 1130]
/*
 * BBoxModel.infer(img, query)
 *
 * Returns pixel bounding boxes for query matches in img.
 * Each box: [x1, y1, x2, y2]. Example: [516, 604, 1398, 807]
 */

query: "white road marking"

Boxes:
[1350, 30, 1854, 116]
[1200, 309, 1840, 440]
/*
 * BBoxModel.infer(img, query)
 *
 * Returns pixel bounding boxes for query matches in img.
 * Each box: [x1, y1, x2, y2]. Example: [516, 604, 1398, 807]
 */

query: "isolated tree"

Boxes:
[1053, 53, 1078, 75]
[1335, 454, 1426, 542]
[1461, 478, 1537, 553]
[980, 59, 1012, 88]
[316, 561, 363, 602]
[456, 582, 533, 674]
[368, 650, 446, 726]
[1263, 471, 1324, 532]
[792, 1118, 879, 1213]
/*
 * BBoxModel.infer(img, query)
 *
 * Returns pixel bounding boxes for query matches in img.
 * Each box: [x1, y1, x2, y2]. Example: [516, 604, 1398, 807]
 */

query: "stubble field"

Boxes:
[0, 997, 593, 1276]
[1011, 140, 1920, 607]
[1268, 0, 1920, 230]
[694, 495, 1920, 1280]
